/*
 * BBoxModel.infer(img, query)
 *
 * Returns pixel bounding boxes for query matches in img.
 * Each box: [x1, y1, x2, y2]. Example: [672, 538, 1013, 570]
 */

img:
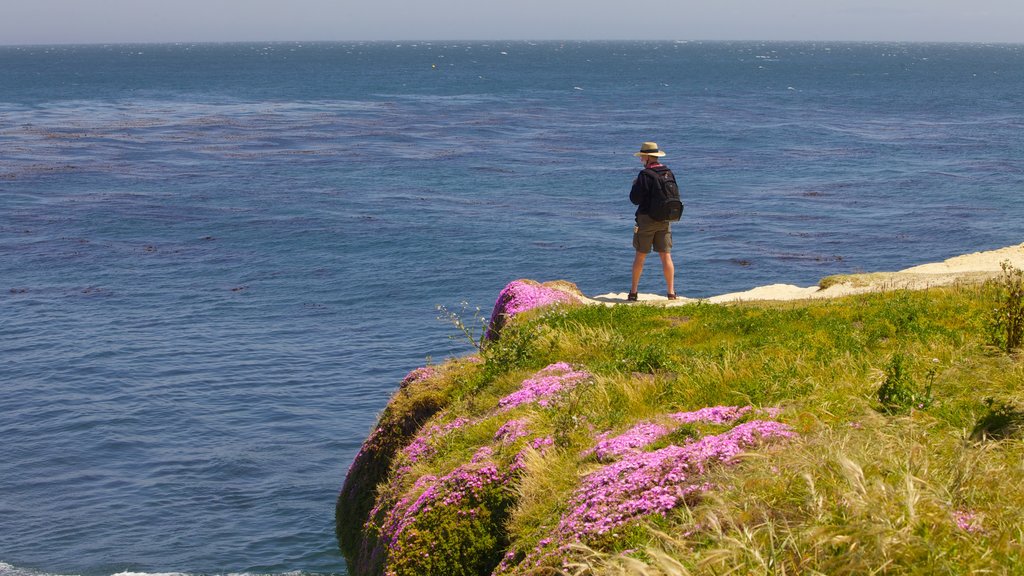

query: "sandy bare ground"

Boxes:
[589, 242, 1024, 305]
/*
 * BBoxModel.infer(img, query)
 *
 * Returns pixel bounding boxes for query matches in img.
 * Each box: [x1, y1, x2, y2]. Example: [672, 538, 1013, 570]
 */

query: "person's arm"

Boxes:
[629, 171, 648, 206]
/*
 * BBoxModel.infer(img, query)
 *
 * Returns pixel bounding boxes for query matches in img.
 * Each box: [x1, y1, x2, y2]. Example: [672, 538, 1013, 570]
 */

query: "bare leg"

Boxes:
[659, 251, 675, 295]
[631, 251, 647, 293]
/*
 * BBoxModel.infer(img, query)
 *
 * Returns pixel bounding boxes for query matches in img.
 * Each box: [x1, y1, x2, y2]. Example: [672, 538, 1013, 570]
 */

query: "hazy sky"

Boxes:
[2, 0, 1023, 45]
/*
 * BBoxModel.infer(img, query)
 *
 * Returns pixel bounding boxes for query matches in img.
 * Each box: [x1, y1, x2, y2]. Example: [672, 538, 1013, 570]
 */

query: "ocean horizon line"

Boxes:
[4, 38, 1023, 49]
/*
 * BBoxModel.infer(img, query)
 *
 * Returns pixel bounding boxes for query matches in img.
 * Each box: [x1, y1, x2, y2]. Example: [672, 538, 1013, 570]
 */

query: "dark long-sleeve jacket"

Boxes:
[630, 163, 671, 217]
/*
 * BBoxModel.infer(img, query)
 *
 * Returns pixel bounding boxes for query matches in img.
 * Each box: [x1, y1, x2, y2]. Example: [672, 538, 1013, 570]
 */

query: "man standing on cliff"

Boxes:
[628, 141, 677, 301]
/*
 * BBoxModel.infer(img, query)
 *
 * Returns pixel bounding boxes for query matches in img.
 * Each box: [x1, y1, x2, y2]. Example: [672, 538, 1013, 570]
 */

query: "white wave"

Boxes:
[1, 562, 76, 576]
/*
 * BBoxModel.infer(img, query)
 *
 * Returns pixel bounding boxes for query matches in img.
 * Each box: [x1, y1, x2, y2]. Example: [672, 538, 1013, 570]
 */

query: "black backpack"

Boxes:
[643, 167, 684, 222]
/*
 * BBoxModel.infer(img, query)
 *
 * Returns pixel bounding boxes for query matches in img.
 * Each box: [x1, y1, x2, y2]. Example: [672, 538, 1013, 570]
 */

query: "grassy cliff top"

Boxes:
[337, 261, 1024, 576]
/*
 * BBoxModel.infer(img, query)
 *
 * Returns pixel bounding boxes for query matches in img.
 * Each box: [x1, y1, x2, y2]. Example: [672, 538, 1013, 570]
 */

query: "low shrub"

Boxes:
[618, 340, 678, 374]
[988, 261, 1024, 353]
[876, 353, 934, 414]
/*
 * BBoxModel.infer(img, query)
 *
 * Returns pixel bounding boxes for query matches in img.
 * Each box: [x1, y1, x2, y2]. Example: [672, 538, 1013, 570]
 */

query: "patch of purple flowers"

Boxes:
[590, 422, 672, 462]
[530, 436, 555, 450]
[954, 509, 984, 534]
[589, 406, 781, 462]
[399, 365, 437, 388]
[559, 420, 797, 539]
[398, 416, 471, 468]
[377, 461, 507, 557]
[486, 280, 578, 340]
[496, 414, 792, 576]
[670, 405, 756, 424]
[471, 445, 495, 463]
[498, 362, 591, 411]
[495, 418, 531, 444]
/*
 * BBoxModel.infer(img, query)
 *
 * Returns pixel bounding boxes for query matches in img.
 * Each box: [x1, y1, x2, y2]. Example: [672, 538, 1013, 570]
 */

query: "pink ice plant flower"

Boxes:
[486, 280, 577, 339]
[471, 445, 494, 463]
[530, 436, 555, 450]
[587, 406, 780, 462]
[954, 509, 984, 534]
[558, 420, 796, 539]
[498, 362, 590, 411]
[511, 435, 558, 473]
[670, 405, 759, 424]
[377, 461, 507, 553]
[590, 422, 672, 462]
[399, 365, 437, 388]
[494, 418, 531, 444]
[398, 416, 471, 467]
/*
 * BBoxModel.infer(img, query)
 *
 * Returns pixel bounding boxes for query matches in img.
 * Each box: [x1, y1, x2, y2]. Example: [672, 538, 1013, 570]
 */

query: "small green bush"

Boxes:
[876, 353, 934, 413]
[988, 261, 1024, 353]
[618, 340, 678, 374]
[481, 319, 545, 378]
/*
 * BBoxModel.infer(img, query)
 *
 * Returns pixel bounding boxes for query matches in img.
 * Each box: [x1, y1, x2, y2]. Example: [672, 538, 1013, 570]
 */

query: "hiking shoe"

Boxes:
[627, 292, 638, 301]
[667, 293, 678, 300]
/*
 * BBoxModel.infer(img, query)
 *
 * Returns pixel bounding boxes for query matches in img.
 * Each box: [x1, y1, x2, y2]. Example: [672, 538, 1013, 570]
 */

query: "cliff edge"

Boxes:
[336, 244, 1024, 576]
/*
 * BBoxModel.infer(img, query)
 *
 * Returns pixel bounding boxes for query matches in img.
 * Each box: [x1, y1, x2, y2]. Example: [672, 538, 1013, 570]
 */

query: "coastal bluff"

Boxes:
[336, 243, 1024, 576]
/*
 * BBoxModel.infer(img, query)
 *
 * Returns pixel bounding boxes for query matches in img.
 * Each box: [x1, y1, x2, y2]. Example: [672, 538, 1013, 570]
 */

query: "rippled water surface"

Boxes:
[1, 41, 1022, 576]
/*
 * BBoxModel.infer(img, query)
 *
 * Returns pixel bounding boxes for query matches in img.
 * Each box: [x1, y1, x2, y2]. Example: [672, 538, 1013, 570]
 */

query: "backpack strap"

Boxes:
[642, 166, 674, 185]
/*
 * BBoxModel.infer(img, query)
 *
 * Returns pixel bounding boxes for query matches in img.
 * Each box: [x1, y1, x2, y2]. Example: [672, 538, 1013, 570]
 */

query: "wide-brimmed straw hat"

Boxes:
[633, 141, 666, 157]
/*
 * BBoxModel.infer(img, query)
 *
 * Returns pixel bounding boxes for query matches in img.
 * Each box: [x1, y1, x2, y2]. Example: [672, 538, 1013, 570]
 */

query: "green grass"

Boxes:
[339, 283, 1024, 575]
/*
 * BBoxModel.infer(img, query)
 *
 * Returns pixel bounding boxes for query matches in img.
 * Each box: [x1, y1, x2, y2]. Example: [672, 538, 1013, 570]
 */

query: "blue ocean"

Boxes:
[1, 41, 1021, 576]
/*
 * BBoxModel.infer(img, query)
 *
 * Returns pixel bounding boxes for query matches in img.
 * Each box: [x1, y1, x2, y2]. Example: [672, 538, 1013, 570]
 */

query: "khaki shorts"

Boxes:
[632, 214, 672, 254]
